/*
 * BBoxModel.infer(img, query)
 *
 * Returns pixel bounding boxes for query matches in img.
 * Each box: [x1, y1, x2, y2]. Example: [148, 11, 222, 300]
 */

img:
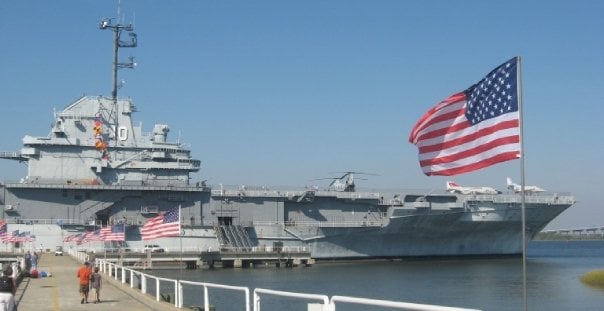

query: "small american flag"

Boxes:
[409, 57, 520, 176]
[141, 207, 180, 240]
[4, 230, 20, 244]
[63, 233, 79, 242]
[0, 221, 6, 243]
[101, 224, 126, 241]
[17, 231, 34, 242]
[75, 233, 87, 245]
[81, 229, 104, 243]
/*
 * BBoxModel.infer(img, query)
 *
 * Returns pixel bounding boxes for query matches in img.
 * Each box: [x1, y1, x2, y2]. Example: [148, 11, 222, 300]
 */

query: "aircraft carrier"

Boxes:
[0, 16, 574, 259]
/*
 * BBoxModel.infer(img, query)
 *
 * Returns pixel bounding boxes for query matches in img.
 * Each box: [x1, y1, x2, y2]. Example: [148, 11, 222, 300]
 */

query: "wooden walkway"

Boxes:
[15, 254, 178, 310]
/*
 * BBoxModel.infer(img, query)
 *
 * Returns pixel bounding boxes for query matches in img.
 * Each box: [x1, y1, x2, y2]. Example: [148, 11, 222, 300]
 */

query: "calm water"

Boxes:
[151, 241, 604, 310]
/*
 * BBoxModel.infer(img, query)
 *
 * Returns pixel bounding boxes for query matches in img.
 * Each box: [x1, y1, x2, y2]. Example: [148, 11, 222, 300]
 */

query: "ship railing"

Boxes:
[85, 246, 211, 254]
[218, 245, 310, 254]
[5, 218, 83, 225]
[466, 193, 575, 205]
[0, 152, 21, 158]
[211, 189, 306, 198]
[56, 110, 93, 120]
[314, 191, 382, 199]
[253, 220, 383, 228]
[2, 181, 205, 192]
[80, 245, 310, 254]
[210, 188, 382, 200]
[78, 253, 480, 311]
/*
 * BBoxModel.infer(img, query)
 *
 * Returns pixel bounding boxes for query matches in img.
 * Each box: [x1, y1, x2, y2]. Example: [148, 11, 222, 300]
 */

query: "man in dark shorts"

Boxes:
[76, 261, 92, 304]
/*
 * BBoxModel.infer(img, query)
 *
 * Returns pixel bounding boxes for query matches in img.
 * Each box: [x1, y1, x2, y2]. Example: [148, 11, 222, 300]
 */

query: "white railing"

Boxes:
[69, 250, 479, 311]
[104, 261, 178, 307]
[179, 280, 250, 311]
[329, 295, 481, 311]
[254, 288, 329, 311]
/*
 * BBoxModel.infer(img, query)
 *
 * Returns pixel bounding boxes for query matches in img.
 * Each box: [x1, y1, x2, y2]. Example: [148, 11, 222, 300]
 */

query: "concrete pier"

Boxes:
[15, 254, 177, 310]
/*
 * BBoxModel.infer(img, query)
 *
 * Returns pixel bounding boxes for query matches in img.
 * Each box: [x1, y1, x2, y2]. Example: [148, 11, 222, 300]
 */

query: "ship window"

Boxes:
[62, 190, 68, 197]
[403, 195, 423, 203]
[426, 195, 458, 203]
[85, 192, 91, 199]
[74, 194, 82, 201]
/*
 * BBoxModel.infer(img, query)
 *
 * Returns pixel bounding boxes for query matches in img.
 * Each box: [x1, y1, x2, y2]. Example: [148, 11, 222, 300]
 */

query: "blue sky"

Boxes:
[0, 1, 602, 229]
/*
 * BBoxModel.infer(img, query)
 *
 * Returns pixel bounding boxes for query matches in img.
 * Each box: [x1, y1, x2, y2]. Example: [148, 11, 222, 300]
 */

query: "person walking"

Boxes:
[0, 265, 16, 311]
[31, 253, 38, 270]
[90, 267, 102, 304]
[23, 253, 31, 272]
[76, 261, 92, 304]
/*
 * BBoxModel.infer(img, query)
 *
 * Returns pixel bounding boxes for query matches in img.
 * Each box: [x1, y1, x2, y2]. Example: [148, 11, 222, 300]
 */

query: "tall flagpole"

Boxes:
[178, 204, 183, 306]
[178, 205, 183, 260]
[517, 56, 528, 311]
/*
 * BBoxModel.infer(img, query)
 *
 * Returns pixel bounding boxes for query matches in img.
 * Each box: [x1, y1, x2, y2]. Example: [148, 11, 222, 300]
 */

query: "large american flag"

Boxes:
[409, 57, 520, 176]
[101, 224, 126, 241]
[141, 207, 180, 240]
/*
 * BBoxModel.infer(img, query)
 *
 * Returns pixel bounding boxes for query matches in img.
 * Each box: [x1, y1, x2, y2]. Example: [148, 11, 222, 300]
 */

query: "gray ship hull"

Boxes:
[252, 197, 570, 258]
[0, 183, 572, 259]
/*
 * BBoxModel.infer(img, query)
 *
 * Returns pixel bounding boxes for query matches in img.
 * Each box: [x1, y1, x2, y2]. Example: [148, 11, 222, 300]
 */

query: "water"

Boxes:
[150, 241, 604, 310]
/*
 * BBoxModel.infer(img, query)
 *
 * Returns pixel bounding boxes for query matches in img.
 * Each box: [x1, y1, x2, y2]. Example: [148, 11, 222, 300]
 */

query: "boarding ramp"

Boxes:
[216, 225, 254, 250]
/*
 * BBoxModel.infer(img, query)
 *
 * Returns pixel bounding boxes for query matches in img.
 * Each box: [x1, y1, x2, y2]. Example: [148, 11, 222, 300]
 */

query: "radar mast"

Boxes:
[98, 3, 137, 148]
[99, 5, 137, 103]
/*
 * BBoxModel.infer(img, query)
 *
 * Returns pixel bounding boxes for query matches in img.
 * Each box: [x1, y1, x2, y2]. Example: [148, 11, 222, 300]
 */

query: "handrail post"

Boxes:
[253, 290, 260, 311]
[174, 280, 178, 307]
[245, 287, 250, 311]
[204, 285, 209, 311]
[141, 275, 146, 294]
[156, 278, 160, 301]
[178, 282, 183, 308]
[130, 270, 134, 289]
[121, 267, 126, 283]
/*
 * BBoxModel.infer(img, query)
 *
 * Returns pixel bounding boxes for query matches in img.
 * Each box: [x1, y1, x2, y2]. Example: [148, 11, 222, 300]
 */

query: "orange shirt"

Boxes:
[77, 266, 92, 285]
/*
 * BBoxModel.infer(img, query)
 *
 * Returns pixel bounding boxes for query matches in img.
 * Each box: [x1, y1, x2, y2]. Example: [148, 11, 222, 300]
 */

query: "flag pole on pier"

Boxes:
[179, 204, 183, 276]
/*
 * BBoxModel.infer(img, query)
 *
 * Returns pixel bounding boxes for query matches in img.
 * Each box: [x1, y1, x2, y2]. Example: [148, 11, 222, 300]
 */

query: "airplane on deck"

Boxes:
[446, 181, 500, 195]
[506, 177, 545, 193]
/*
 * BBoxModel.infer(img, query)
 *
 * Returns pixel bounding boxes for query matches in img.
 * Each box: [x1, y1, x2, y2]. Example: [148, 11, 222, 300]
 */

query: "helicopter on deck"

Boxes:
[316, 172, 378, 192]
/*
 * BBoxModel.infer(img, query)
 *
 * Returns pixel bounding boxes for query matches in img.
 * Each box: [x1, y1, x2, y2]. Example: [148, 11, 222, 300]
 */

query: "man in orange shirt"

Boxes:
[76, 261, 92, 304]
